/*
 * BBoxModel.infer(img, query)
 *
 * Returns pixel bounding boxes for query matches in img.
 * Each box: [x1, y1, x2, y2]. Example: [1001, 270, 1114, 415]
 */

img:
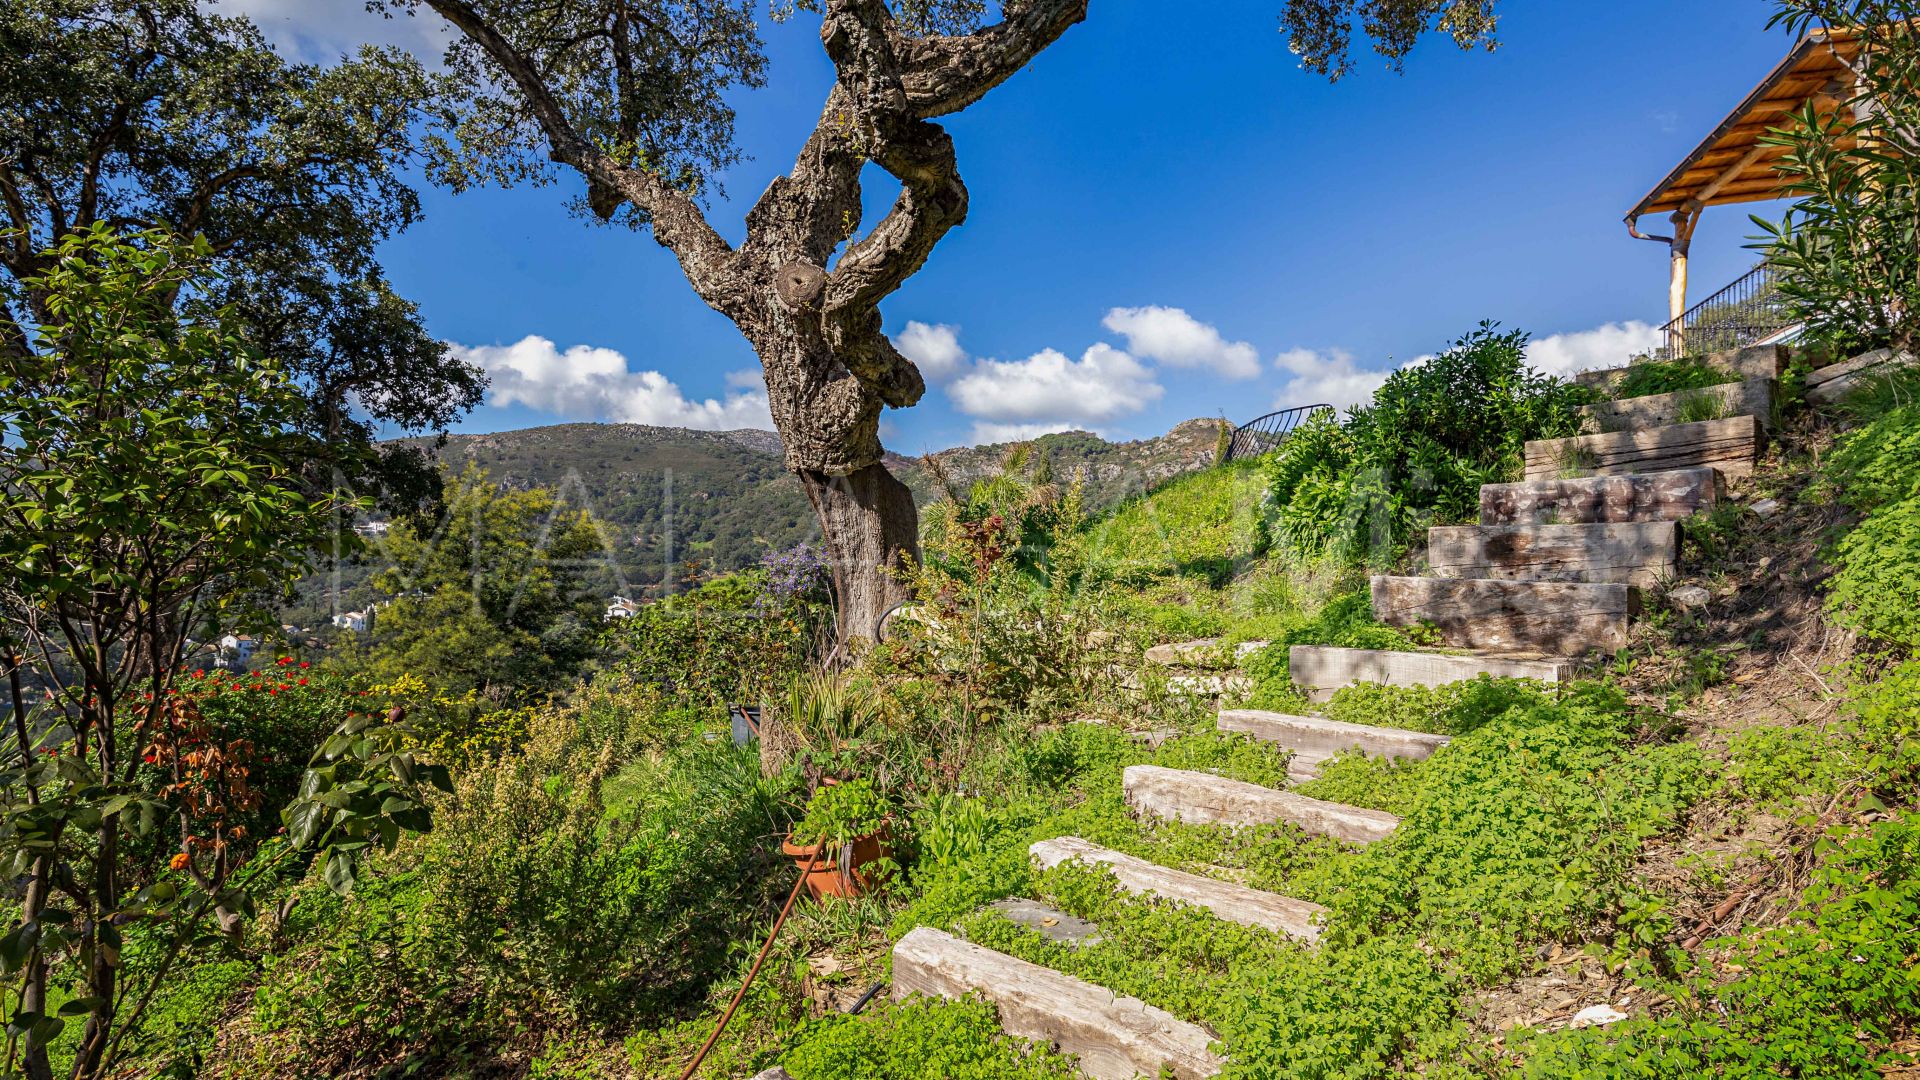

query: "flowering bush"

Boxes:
[760, 544, 833, 607]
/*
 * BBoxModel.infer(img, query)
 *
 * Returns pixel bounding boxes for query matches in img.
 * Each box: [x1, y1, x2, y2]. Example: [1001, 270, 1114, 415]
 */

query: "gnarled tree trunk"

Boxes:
[799, 462, 918, 643]
[420, 0, 1089, 640]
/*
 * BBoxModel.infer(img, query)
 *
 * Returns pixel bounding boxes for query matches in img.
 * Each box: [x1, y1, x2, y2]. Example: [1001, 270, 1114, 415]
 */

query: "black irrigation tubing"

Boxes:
[845, 981, 885, 1015]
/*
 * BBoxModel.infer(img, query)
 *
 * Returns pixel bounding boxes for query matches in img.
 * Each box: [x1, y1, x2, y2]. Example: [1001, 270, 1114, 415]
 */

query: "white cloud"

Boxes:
[724, 367, 766, 391]
[1524, 321, 1661, 378]
[893, 321, 968, 381]
[949, 343, 1163, 429]
[1102, 306, 1262, 380]
[1272, 346, 1395, 412]
[970, 421, 1079, 444]
[454, 335, 773, 430]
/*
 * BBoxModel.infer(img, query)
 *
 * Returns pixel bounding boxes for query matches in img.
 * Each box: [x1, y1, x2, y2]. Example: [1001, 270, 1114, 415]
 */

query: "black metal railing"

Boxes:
[1658, 261, 1792, 359]
[1221, 403, 1333, 463]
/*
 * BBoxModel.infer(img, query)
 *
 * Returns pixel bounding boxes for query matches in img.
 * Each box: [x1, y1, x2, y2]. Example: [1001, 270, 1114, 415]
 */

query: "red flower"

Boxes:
[191, 670, 205, 679]
[277, 656, 293, 666]
[267, 687, 278, 695]
[142, 753, 157, 764]
[299, 661, 310, 669]
[297, 678, 308, 686]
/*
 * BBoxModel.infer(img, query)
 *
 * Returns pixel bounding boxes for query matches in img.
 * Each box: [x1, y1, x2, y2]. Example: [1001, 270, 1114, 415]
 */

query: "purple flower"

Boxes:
[759, 544, 833, 606]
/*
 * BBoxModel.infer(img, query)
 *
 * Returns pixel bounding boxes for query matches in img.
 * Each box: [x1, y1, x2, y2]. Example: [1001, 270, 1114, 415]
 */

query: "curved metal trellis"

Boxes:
[1221, 403, 1334, 463]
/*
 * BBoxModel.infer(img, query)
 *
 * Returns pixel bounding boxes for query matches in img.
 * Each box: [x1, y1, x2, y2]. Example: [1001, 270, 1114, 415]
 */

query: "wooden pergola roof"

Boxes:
[1626, 27, 1864, 223]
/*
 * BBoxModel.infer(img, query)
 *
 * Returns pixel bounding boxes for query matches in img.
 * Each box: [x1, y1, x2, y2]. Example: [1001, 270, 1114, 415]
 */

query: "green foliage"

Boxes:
[0, 0, 483, 504]
[1318, 676, 1547, 737]
[1517, 815, 1920, 1078]
[354, 464, 606, 698]
[1613, 358, 1741, 400]
[793, 778, 892, 851]
[207, 685, 795, 1073]
[0, 226, 433, 1080]
[1264, 323, 1589, 564]
[1821, 400, 1920, 651]
[1080, 460, 1270, 587]
[1238, 588, 1436, 708]
[783, 996, 1078, 1080]
[854, 680, 1709, 1078]
[608, 570, 829, 711]
[1753, 1, 1920, 357]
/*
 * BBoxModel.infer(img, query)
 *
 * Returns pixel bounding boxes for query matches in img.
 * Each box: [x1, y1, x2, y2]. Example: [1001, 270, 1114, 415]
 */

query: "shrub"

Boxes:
[1264, 323, 1589, 564]
[607, 569, 828, 710]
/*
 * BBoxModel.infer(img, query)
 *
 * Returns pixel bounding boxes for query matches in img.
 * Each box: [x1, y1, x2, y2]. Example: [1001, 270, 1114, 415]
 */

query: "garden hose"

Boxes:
[676, 835, 825, 1080]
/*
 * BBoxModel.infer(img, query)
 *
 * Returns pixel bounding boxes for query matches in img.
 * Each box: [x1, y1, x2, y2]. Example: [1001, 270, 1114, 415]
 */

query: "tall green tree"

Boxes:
[383, 0, 1504, 643]
[0, 0, 485, 506]
[356, 465, 608, 698]
[0, 226, 447, 1080]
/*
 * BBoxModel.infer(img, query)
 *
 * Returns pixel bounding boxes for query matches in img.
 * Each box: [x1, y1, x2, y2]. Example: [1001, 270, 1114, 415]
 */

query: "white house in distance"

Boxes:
[332, 609, 371, 633]
[604, 596, 640, 621]
[216, 633, 256, 670]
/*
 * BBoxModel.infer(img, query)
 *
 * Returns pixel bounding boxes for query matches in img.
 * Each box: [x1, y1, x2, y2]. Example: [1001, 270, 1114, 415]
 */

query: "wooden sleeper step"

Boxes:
[893, 927, 1225, 1080]
[1030, 836, 1325, 941]
[1479, 467, 1721, 526]
[1123, 765, 1399, 843]
[1577, 377, 1774, 435]
[1523, 415, 1760, 481]
[1807, 347, 1919, 404]
[1573, 343, 1789, 394]
[1371, 575, 1636, 655]
[1217, 708, 1450, 766]
[1289, 645, 1577, 701]
[1426, 521, 1679, 587]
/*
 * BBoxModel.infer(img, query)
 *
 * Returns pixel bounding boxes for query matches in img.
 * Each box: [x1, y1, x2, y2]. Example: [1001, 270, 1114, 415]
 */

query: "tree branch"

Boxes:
[896, 0, 1089, 119]
[420, 0, 747, 314]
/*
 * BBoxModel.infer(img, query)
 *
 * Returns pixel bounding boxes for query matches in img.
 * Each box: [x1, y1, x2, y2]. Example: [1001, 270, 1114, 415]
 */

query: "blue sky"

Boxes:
[237, 0, 1799, 454]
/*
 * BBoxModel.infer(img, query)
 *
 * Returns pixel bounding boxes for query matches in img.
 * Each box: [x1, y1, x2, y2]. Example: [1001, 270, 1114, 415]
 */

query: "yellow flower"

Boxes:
[169, 852, 190, 872]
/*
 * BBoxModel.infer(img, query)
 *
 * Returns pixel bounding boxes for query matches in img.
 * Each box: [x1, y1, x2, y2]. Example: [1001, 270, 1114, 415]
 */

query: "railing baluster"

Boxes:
[1222, 404, 1334, 463]
[1658, 262, 1788, 359]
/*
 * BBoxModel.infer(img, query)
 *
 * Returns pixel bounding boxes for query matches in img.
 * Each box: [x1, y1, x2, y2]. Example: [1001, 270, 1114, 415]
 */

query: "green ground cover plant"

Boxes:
[1613, 358, 1741, 400]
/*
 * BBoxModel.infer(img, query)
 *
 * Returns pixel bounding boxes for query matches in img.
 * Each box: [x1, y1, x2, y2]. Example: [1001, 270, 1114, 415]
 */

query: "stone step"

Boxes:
[1573, 343, 1789, 394]
[1030, 836, 1325, 941]
[1479, 467, 1721, 526]
[1286, 749, 1332, 781]
[1371, 576, 1636, 656]
[1807, 347, 1918, 405]
[1123, 765, 1398, 843]
[1216, 708, 1451, 766]
[1426, 521, 1679, 587]
[893, 927, 1225, 1080]
[1578, 377, 1774, 435]
[1145, 638, 1267, 668]
[1523, 415, 1760, 481]
[1289, 645, 1577, 701]
[987, 898, 1106, 948]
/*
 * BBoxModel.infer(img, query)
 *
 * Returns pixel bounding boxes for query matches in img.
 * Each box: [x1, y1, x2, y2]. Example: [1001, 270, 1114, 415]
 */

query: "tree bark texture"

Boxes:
[422, 0, 1089, 639]
[800, 462, 919, 642]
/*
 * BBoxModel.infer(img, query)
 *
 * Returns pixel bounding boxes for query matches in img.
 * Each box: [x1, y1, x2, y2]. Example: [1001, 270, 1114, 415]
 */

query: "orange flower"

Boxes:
[169, 852, 190, 872]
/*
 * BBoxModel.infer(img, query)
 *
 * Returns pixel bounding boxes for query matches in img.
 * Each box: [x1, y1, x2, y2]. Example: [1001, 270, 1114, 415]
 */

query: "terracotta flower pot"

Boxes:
[783, 823, 892, 900]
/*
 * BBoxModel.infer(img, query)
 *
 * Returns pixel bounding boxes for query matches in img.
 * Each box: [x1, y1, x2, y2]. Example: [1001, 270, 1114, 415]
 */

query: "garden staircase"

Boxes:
[754, 346, 1784, 1080]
